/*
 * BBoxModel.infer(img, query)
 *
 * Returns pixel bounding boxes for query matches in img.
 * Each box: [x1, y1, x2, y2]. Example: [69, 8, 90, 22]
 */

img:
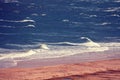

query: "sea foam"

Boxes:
[0, 19, 35, 23]
[0, 37, 120, 68]
[0, 37, 110, 60]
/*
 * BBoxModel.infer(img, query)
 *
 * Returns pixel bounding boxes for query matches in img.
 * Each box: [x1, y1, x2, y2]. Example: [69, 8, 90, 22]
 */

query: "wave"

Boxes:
[0, 44, 50, 60]
[26, 24, 35, 28]
[0, 0, 19, 3]
[50, 37, 101, 47]
[0, 49, 36, 68]
[0, 19, 35, 23]
[114, 0, 120, 3]
[40, 44, 50, 50]
[103, 7, 120, 12]
[49, 42, 81, 46]
[0, 24, 35, 28]
[0, 50, 35, 60]
[111, 14, 120, 17]
[0, 37, 120, 68]
[0, 18, 35, 28]
[1, 37, 119, 60]
[49, 37, 108, 52]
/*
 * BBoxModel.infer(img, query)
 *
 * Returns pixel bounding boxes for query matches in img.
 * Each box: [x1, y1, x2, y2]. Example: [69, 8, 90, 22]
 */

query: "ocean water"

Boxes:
[0, 0, 120, 68]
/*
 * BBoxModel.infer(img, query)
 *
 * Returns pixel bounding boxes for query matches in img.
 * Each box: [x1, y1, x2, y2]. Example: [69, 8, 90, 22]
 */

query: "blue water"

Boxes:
[0, 0, 120, 68]
[0, 0, 120, 50]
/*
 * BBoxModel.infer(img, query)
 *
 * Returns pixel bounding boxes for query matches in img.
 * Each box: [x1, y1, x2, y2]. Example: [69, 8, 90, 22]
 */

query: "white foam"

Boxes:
[0, 44, 105, 61]
[111, 14, 120, 17]
[62, 19, 69, 22]
[0, 58, 17, 68]
[40, 44, 50, 50]
[20, 19, 35, 23]
[1, 37, 116, 61]
[0, 49, 36, 68]
[95, 22, 111, 26]
[5, 43, 39, 48]
[80, 37, 101, 47]
[0, 50, 35, 60]
[114, 0, 120, 2]
[89, 15, 97, 17]
[0, 44, 50, 60]
[49, 42, 81, 46]
[103, 7, 120, 12]
[0, 19, 35, 23]
[100, 42, 120, 48]
[26, 24, 35, 27]
[29, 43, 109, 59]
[31, 13, 39, 16]
[3, 0, 19, 3]
[1, 38, 120, 68]
[41, 14, 47, 16]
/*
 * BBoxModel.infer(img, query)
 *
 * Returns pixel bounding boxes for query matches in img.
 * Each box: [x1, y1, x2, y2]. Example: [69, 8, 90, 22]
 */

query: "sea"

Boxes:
[0, 0, 120, 68]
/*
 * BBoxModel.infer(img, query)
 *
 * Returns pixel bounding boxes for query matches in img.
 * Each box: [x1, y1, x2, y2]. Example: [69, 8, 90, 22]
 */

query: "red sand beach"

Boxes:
[0, 59, 120, 80]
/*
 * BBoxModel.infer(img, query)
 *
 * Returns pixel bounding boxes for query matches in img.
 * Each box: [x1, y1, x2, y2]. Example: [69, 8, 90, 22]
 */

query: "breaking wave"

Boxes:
[0, 37, 113, 68]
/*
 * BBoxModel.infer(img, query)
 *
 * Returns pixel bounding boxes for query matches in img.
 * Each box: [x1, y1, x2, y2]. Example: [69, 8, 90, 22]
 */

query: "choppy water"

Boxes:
[0, 0, 120, 68]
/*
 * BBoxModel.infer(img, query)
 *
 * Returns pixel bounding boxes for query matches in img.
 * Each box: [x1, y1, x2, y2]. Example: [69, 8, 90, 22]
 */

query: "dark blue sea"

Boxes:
[0, 0, 120, 68]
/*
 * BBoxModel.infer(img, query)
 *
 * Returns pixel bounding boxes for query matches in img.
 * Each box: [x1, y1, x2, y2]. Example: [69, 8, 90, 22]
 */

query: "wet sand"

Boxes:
[16, 50, 120, 68]
[0, 59, 120, 80]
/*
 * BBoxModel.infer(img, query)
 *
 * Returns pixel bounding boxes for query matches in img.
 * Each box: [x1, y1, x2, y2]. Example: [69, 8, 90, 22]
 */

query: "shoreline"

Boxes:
[0, 49, 119, 69]
[0, 59, 120, 80]
[0, 50, 120, 80]
[16, 50, 120, 68]
[0, 44, 119, 68]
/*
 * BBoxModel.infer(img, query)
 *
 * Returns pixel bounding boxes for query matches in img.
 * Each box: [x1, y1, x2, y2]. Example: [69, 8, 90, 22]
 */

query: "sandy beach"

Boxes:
[0, 59, 120, 80]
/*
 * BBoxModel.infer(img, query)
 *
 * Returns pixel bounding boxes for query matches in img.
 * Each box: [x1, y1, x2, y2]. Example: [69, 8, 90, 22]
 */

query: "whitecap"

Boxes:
[89, 15, 97, 17]
[49, 42, 80, 46]
[80, 37, 100, 47]
[103, 7, 120, 12]
[2, 0, 19, 3]
[20, 19, 35, 23]
[40, 44, 50, 50]
[1, 41, 120, 68]
[0, 40, 103, 61]
[2, 38, 120, 68]
[31, 13, 39, 16]
[26, 24, 35, 28]
[0, 19, 35, 23]
[95, 22, 111, 26]
[62, 19, 69, 22]
[114, 0, 120, 3]
[111, 14, 120, 17]
[49, 37, 109, 52]
[41, 14, 47, 16]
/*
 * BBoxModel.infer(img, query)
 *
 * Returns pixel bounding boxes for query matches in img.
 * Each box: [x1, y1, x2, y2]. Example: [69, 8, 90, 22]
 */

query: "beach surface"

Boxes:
[0, 59, 120, 80]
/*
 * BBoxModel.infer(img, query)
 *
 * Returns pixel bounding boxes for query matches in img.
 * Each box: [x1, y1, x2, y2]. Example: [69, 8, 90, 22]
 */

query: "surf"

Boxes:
[49, 37, 108, 51]
[0, 37, 109, 60]
[0, 50, 35, 60]
[0, 37, 111, 68]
